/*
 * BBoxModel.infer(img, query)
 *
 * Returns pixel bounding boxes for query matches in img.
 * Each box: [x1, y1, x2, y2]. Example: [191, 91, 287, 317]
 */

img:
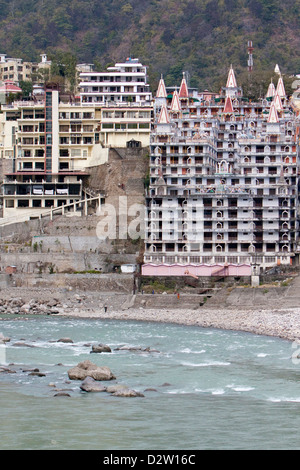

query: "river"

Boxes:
[0, 315, 300, 450]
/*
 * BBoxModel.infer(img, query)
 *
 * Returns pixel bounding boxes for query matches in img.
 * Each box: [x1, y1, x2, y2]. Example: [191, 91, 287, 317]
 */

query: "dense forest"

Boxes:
[0, 0, 299, 93]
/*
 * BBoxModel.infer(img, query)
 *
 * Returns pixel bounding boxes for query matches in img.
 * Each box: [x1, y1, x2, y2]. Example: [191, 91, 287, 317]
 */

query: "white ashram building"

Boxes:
[142, 66, 300, 276]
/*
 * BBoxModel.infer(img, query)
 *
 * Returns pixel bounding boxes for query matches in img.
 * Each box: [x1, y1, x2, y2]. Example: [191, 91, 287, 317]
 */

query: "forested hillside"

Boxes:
[0, 0, 299, 92]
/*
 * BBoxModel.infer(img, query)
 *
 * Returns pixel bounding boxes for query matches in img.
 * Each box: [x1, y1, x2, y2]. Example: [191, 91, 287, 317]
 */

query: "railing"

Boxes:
[0, 194, 104, 227]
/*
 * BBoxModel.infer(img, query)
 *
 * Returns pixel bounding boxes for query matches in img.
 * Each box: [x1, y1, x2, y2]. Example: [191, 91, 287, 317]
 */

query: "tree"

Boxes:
[49, 51, 77, 93]
[19, 80, 33, 97]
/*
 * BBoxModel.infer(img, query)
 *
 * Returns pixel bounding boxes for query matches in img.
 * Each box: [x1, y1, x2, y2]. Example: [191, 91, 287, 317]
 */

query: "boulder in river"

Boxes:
[80, 376, 107, 392]
[57, 338, 74, 344]
[106, 383, 144, 397]
[90, 343, 111, 353]
[67, 360, 115, 381]
[54, 392, 71, 397]
[111, 388, 144, 398]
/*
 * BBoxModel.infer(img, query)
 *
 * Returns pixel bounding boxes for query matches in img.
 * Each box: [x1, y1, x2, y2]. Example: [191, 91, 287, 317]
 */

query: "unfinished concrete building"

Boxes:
[143, 68, 300, 276]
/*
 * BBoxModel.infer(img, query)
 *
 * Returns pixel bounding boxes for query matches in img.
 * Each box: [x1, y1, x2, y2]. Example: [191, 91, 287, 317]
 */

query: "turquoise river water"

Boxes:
[0, 315, 300, 450]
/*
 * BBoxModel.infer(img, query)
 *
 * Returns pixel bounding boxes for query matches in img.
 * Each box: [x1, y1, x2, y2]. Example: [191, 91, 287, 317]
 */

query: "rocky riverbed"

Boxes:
[0, 285, 300, 343]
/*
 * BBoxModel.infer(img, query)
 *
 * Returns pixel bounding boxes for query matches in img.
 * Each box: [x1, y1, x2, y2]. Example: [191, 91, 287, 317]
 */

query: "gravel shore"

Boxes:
[64, 305, 300, 343]
[1, 285, 300, 343]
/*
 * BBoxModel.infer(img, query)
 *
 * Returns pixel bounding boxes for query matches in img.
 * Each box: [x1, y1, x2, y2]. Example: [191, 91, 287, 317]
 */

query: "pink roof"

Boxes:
[179, 73, 189, 98]
[223, 96, 234, 114]
[0, 80, 22, 92]
[156, 75, 167, 98]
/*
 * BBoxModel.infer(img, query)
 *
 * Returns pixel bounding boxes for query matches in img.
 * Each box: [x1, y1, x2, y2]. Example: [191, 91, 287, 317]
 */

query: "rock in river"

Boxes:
[67, 360, 115, 381]
[90, 343, 111, 353]
[80, 376, 107, 392]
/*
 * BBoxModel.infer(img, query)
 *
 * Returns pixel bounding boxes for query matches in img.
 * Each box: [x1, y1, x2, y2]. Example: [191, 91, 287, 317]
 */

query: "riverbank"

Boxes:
[63, 305, 300, 343]
[1, 282, 300, 343]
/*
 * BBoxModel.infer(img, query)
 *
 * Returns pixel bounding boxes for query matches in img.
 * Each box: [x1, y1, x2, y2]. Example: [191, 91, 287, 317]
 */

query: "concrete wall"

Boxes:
[31, 235, 109, 253]
[11, 272, 134, 292]
[0, 251, 138, 274]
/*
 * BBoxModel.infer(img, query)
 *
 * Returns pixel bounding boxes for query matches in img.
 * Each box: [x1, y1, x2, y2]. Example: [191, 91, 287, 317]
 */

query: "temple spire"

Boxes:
[266, 79, 276, 99]
[267, 101, 279, 123]
[226, 65, 237, 89]
[158, 104, 170, 124]
[276, 75, 286, 98]
[170, 89, 181, 112]
[274, 92, 283, 111]
[179, 72, 189, 98]
[223, 95, 234, 114]
[156, 74, 167, 99]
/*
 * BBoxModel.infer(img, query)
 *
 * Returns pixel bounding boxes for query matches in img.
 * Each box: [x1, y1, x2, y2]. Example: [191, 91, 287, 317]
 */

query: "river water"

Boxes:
[0, 315, 300, 450]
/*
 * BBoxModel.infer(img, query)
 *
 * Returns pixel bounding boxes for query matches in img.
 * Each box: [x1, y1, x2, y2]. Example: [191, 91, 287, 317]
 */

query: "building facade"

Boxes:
[143, 68, 300, 275]
[0, 60, 153, 222]
[79, 58, 152, 105]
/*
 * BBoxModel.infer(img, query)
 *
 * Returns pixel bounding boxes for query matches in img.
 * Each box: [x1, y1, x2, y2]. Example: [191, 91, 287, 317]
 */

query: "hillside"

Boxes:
[0, 0, 299, 91]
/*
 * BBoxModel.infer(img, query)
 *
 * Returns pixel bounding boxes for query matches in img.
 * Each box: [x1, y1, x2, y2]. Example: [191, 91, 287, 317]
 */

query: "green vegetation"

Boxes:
[0, 0, 299, 93]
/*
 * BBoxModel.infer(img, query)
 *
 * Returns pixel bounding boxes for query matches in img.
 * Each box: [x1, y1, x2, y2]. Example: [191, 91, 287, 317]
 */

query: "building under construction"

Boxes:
[142, 67, 300, 277]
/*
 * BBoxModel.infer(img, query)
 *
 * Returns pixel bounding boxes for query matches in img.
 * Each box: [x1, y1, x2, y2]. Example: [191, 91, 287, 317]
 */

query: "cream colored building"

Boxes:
[100, 104, 152, 148]
[0, 89, 151, 222]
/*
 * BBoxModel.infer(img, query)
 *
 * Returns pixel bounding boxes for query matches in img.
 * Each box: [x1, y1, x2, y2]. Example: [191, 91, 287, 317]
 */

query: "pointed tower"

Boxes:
[223, 95, 234, 114]
[225, 65, 238, 97]
[266, 80, 276, 99]
[274, 64, 281, 75]
[158, 103, 170, 124]
[155, 74, 167, 112]
[170, 89, 181, 114]
[267, 101, 280, 133]
[274, 92, 283, 111]
[156, 104, 172, 134]
[276, 76, 286, 98]
[179, 72, 189, 99]
[268, 101, 279, 123]
[156, 75, 167, 99]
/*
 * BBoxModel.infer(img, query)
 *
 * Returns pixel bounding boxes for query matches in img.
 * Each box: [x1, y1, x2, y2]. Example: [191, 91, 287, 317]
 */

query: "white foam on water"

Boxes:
[180, 348, 206, 354]
[211, 389, 225, 395]
[181, 360, 231, 368]
[232, 386, 255, 392]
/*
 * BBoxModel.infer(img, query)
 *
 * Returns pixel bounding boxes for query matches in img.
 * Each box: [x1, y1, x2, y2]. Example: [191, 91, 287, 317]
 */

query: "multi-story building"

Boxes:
[99, 104, 152, 148]
[143, 68, 300, 275]
[79, 58, 152, 105]
[0, 53, 53, 85]
[1, 90, 94, 221]
[0, 62, 153, 221]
